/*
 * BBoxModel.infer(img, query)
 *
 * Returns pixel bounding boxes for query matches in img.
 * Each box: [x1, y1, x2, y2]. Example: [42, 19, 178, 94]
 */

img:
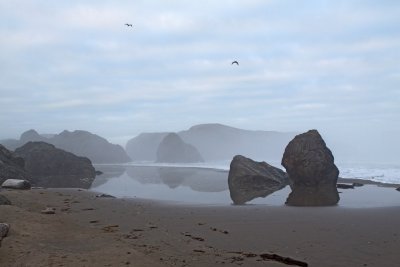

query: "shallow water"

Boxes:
[90, 165, 400, 208]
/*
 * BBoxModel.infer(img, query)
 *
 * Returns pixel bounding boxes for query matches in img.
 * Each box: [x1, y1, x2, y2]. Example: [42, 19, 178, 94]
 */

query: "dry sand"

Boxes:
[1, 188, 399, 267]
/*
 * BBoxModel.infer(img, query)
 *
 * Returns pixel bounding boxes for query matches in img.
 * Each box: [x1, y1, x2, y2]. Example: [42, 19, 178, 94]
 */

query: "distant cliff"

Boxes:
[125, 123, 297, 162]
[0, 129, 131, 164]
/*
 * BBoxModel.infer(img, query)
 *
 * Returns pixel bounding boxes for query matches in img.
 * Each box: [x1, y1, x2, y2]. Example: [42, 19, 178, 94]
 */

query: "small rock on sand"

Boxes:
[0, 223, 10, 247]
[0, 195, 11, 205]
[41, 207, 56, 214]
[0, 223, 10, 238]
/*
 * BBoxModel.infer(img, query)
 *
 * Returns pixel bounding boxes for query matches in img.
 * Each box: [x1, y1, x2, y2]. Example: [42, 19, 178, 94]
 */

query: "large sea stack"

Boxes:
[228, 155, 288, 205]
[281, 130, 339, 206]
[14, 142, 96, 188]
[156, 133, 204, 163]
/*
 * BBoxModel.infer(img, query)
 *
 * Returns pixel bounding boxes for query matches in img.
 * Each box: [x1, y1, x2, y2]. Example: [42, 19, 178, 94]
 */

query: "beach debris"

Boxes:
[259, 253, 308, 267]
[228, 155, 288, 205]
[41, 207, 56, 214]
[0, 194, 11, 205]
[1, 179, 31, 190]
[282, 130, 339, 206]
[337, 183, 354, 189]
[95, 193, 115, 198]
[102, 224, 119, 233]
[81, 207, 95, 211]
[193, 249, 205, 253]
[89, 220, 99, 223]
[209, 227, 229, 234]
[182, 232, 205, 241]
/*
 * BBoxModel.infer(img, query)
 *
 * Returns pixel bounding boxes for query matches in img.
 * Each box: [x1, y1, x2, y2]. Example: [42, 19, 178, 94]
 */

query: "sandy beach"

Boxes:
[1, 187, 399, 267]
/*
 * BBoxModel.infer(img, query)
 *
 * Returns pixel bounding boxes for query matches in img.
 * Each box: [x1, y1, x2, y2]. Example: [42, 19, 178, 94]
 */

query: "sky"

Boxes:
[1, 0, 399, 163]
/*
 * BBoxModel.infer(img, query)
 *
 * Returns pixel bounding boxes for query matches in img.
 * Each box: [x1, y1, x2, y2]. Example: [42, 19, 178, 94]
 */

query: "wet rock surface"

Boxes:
[228, 155, 288, 205]
[282, 130, 339, 206]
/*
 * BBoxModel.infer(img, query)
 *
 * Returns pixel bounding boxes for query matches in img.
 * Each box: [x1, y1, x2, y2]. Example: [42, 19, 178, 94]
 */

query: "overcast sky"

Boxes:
[1, 0, 399, 162]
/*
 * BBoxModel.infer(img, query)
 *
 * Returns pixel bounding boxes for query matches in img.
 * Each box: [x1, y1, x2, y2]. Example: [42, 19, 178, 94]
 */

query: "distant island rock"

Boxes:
[125, 123, 297, 162]
[14, 142, 96, 188]
[228, 155, 288, 205]
[1, 129, 131, 164]
[282, 130, 340, 206]
[0, 144, 31, 185]
[156, 133, 204, 163]
[126, 132, 168, 162]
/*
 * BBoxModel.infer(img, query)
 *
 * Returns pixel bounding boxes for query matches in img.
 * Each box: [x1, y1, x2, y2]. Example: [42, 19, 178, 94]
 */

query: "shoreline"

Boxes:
[1, 188, 400, 267]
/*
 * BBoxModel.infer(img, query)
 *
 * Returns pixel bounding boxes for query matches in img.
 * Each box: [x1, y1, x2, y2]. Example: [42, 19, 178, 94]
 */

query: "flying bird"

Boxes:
[125, 23, 133, 27]
[231, 60, 239, 65]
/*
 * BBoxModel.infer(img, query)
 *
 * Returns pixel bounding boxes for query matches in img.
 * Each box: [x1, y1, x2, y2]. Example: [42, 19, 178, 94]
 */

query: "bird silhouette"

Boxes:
[125, 23, 133, 27]
[232, 61, 239, 65]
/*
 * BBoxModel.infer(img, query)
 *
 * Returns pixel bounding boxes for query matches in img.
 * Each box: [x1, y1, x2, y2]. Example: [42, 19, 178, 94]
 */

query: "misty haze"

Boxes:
[1, 1, 399, 267]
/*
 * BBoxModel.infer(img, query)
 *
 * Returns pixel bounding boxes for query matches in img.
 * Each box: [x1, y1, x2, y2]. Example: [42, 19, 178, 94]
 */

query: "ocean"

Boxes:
[90, 162, 400, 207]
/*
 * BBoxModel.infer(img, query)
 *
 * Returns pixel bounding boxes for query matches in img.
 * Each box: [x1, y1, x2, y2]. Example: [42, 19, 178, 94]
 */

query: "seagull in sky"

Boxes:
[125, 23, 133, 27]
[231, 60, 239, 65]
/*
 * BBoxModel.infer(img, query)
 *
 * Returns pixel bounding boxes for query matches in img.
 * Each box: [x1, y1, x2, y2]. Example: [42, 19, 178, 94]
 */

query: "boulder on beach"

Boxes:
[228, 155, 289, 205]
[1, 179, 31, 190]
[282, 130, 340, 206]
[0, 144, 31, 185]
[14, 142, 96, 188]
[396, 187, 400, 192]
[156, 133, 204, 163]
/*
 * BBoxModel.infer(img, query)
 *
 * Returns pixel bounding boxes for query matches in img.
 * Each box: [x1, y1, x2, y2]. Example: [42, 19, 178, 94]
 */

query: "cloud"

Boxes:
[0, 0, 399, 163]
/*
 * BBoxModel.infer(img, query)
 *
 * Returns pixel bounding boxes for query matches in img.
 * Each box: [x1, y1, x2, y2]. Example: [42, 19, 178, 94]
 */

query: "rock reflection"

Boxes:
[125, 166, 228, 192]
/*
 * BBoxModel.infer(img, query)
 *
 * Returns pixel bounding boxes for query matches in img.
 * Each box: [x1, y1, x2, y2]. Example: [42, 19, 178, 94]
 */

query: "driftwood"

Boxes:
[259, 253, 308, 267]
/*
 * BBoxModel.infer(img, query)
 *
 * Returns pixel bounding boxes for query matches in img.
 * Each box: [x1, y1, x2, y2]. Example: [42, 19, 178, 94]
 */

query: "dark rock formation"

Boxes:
[228, 155, 288, 205]
[14, 142, 96, 188]
[282, 130, 339, 206]
[1, 129, 131, 164]
[126, 132, 168, 162]
[1, 179, 31, 190]
[337, 183, 354, 189]
[156, 133, 204, 163]
[0, 195, 11, 205]
[396, 187, 400, 192]
[125, 124, 297, 162]
[0, 144, 31, 184]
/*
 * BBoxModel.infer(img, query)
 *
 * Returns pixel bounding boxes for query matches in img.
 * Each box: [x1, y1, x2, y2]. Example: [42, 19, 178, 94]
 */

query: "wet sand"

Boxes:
[1, 188, 399, 267]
